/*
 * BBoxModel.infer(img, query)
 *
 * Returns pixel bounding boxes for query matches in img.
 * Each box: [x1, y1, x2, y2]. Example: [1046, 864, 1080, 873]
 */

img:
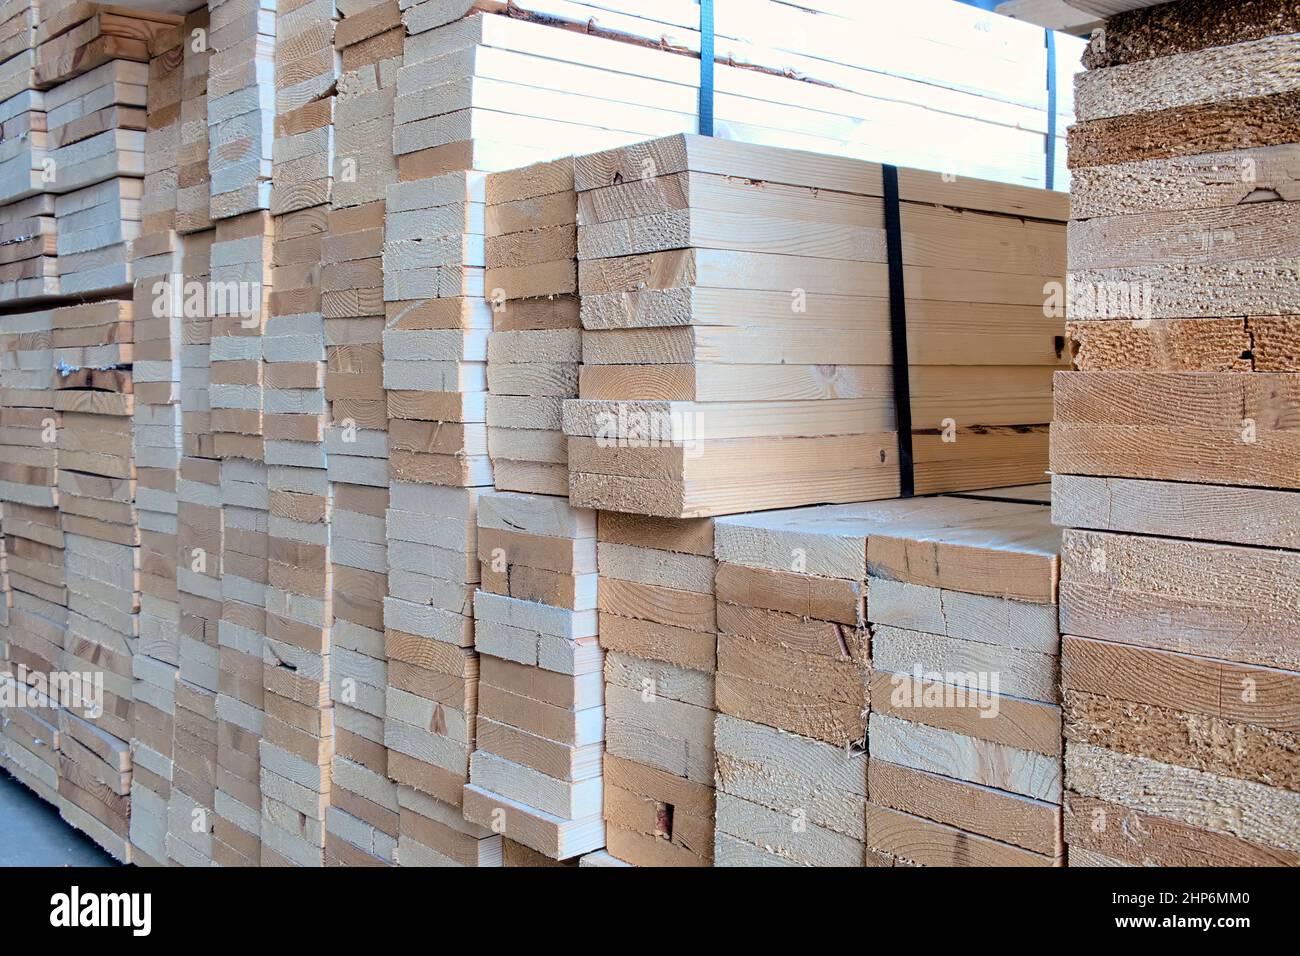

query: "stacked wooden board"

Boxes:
[461, 490, 605, 862]
[711, 502, 873, 866]
[0, 193, 56, 301]
[0, 304, 66, 810]
[206, 0, 275, 219]
[563, 134, 1067, 517]
[596, 512, 714, 866]
[483, 158, 579, 496]
[864, 491, 1065, 866]
[126, 28, 183, 868]
[392, 1, 1077, 189]
[1050, 0, 1300, 867]
[10, 0, 1233, 871]
[0, 87, 46, 205]
[322, 0, 401, 870]
[50, 298, 135, 861]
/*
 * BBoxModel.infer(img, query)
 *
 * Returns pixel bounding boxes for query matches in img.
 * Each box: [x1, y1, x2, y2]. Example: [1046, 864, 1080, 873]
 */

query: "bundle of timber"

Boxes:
[597, 512, 714, 866]
[53, 175, 136, 292]
[260, 0, 339, 853]
[394, 1, 1077, 189]
[1051, 0, 1300, 866]
[0, 88, 46, 204]
[50, 299, 137, 861]
[0, 674, 62, 804]
[563, 135, 1066, 518]
[269, 0, 335, 215]
[711, 502, 872, 866]
[461, 491, 605, 862]
[127, 29, 182, 867]
[483, 158, 580, 496]
[864, 490, 1064, 867]
[174, 6, 209, 234]
[206, 0, 275, 219]
[43, 59, 145, 195]
[381, 482, 487, 856]
[0, 192, 56, 301]
[0, 0, 37, 65]
[323, 0, 401, 869]
[32, 1, 178, 89]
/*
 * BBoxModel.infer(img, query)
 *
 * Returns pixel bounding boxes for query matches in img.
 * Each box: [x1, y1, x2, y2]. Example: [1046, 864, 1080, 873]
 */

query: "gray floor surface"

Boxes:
[0, 769, 119, 867]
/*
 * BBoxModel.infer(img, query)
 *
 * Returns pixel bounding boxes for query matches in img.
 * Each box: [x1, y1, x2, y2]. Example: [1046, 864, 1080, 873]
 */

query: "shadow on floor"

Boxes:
[0, 769, 120, 867]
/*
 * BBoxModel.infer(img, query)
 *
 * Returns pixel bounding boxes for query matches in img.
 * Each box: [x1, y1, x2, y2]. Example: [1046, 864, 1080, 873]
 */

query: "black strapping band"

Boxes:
[698, 0, 715, 136]
[882, 164, 914, 498]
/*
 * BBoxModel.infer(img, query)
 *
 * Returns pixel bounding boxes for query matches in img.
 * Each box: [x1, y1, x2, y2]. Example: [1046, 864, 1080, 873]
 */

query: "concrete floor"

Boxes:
[0, 769, 119, 867]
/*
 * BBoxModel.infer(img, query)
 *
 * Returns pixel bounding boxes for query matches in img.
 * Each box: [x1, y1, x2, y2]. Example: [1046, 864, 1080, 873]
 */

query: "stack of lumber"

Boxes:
[381, 483, 495, 865]
[864, 491, 1065, 866]
[207, 210, 271, 453]
[55, 692, 133, 860]
[331, 0, 399, 211]
[391, 2, 1078, 189]
[563, 134, 1066, 518]
[0, 305, 65, 808]
[0, 87, 46, 204]
[461, 490, 605, 863]
[596, 512, 715, 866]
[0, 193, 56, 301]
[169, 223, 225, 865]
[126, 28, 182, 868]
[711, 502, 872, 866]
[483, 158, 579, 496]
[253, 0, 339, 866]
[269, 0, 334, 215]
[53, 174, 136, 292]
[42, 60, 144, 196]
[206, 0, 275, 219]
[32, 1, 177, 89]
[1050, 0, 1300, 867]
[50, 299, 136, 862]
[0, 0, 37, 69]
[212, 455, 263, 865]
[260, 208, 333, 868]
[0, 673, 62, 806]
[322, 0, 400, 869]
[0, 0, 35, 103]
[175, 6, 210, 234]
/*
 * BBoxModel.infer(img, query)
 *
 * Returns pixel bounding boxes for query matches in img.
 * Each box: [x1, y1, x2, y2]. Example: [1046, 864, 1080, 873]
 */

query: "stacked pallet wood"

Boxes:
[461, 490, 604, 862]
[864, 492, 1064, 866]
[596, 512, 714, 866]
[322, 0, 401, 870]
[563, 134, 1067, 518]
[125, 28, 182, 868]
[1049, 0, 1300, 867]
[483, 158, 579, 496]
[206, 0, 275, 219]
